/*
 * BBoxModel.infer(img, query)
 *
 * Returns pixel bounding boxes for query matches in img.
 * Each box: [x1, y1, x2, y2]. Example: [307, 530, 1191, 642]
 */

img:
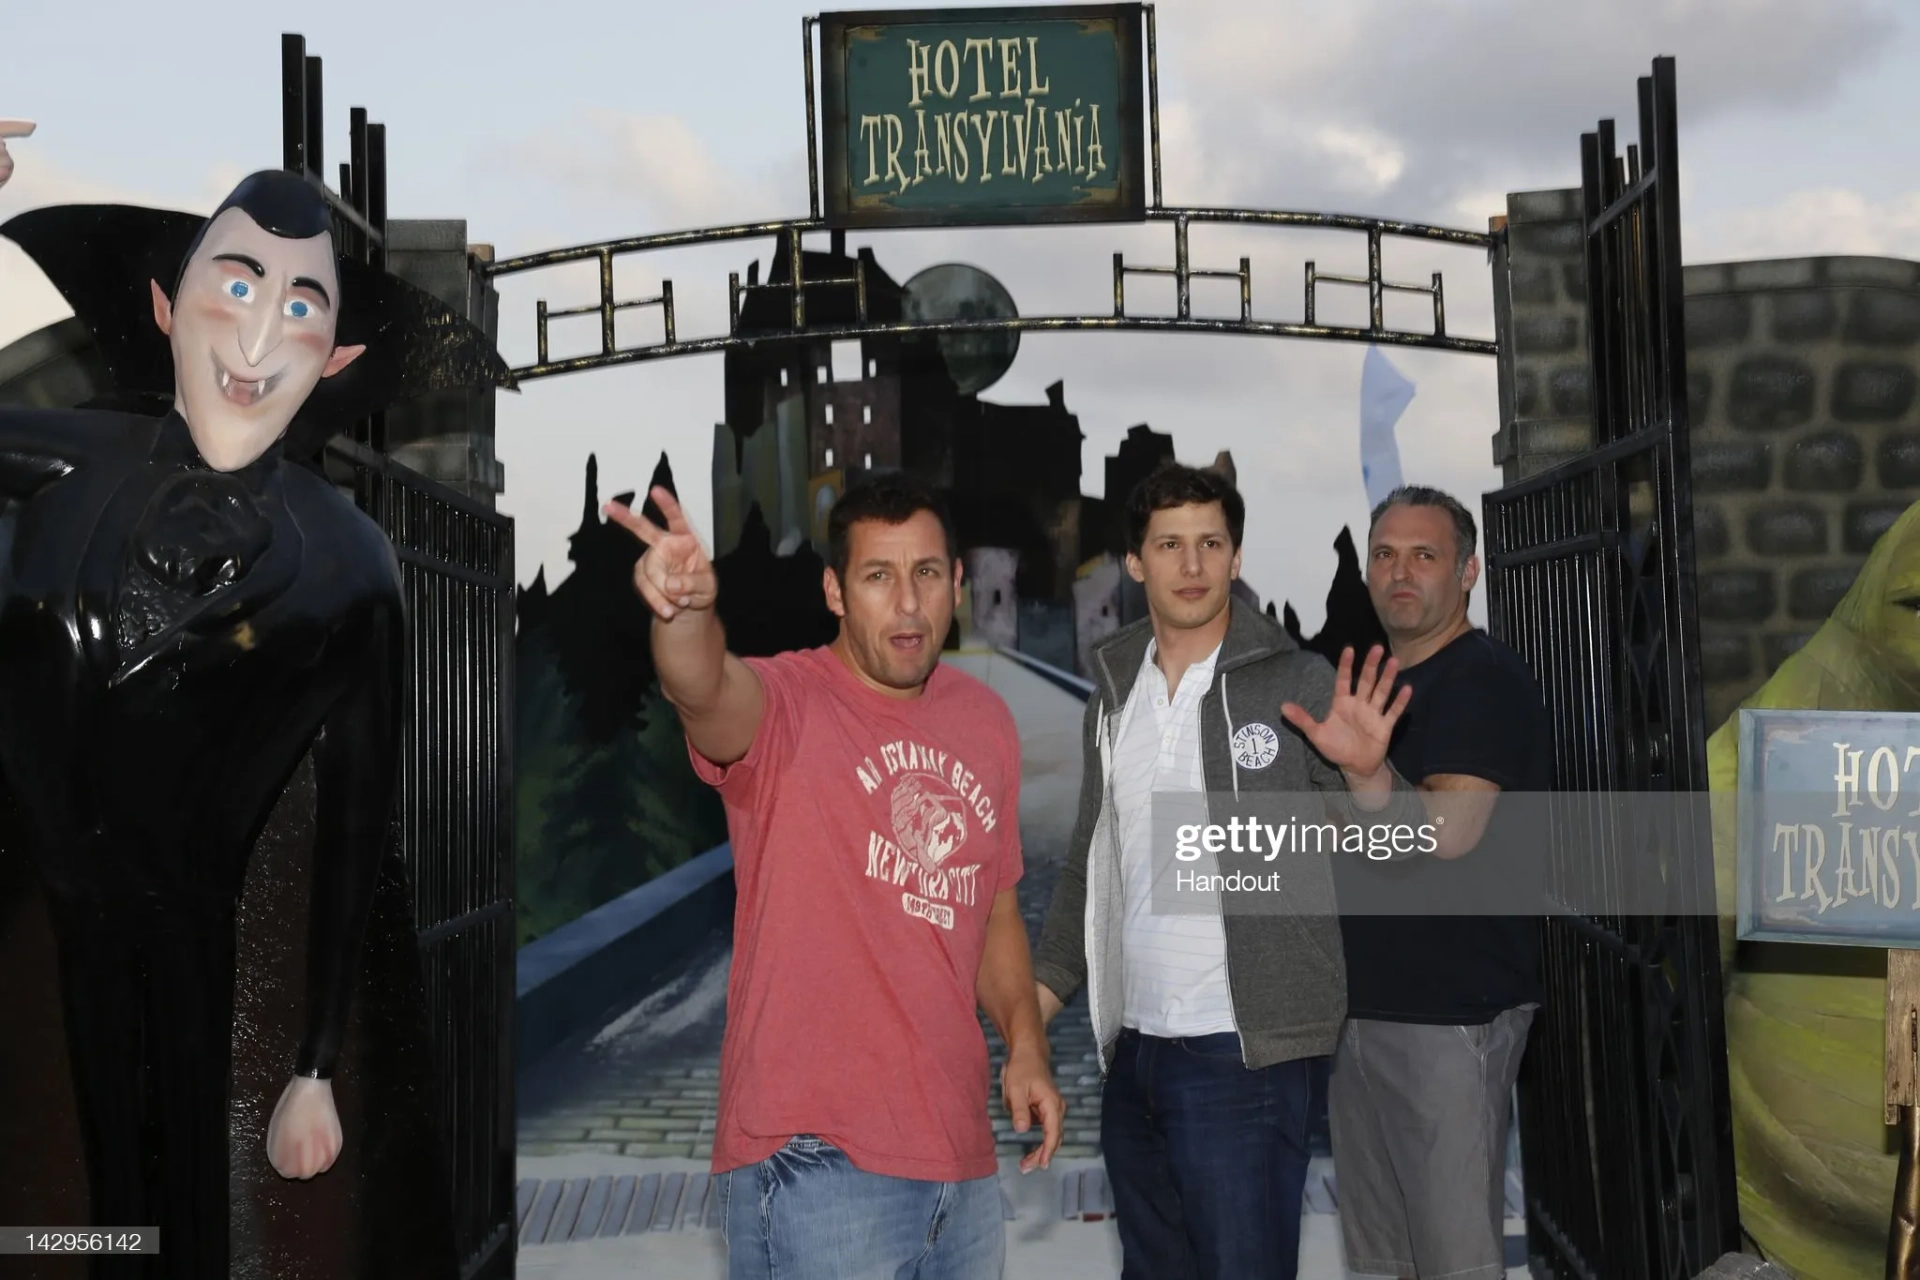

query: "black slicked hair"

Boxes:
[827, 473, 959, 579]
[171, 170, 337, 298]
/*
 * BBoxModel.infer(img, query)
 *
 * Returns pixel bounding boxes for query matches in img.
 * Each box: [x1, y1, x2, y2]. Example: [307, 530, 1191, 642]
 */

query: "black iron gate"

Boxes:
[286, 36, 518, 1280]
[1482, 58, 1740, 1279]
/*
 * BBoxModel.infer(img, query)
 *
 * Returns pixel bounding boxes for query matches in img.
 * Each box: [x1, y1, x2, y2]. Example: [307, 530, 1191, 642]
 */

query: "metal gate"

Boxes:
[1481, 57, 1740, 1279]
[287, 36, 518, 1279]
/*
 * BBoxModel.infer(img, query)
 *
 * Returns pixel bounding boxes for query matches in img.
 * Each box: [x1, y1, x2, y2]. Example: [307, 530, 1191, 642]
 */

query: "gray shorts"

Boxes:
[1328, 1005, 1535, 1279]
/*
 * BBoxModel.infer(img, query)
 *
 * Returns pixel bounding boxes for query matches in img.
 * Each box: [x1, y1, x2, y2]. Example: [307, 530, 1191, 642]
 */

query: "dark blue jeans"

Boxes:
[1100, 1028, 1320, 1280]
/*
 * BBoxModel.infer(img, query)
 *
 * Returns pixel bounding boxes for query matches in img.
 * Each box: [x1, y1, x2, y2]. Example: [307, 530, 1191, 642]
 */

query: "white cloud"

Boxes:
[1692, 187, 1920, 261]
[516, 110, 790, 232]
[1159, 0, 1896, 213]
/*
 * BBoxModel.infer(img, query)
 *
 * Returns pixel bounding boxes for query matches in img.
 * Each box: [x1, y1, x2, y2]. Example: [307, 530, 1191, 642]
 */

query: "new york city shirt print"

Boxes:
[855, 735, 1005, 931]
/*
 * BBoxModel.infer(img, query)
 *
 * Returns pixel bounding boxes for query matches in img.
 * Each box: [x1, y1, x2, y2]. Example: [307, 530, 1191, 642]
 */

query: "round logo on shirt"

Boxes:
[1231, 721, 1280, 770]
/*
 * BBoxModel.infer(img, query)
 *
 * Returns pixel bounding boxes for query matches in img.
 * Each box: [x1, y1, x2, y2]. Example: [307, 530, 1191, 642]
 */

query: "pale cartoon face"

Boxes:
[149, 207, 364, 471]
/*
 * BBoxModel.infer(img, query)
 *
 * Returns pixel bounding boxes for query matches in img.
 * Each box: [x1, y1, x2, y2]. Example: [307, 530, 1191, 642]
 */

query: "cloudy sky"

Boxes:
[4, 0, 1918, 634]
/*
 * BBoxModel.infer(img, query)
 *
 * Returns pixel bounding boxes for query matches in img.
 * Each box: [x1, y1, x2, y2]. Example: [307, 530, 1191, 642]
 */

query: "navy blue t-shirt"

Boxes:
[1336, 627, 1552, 1024]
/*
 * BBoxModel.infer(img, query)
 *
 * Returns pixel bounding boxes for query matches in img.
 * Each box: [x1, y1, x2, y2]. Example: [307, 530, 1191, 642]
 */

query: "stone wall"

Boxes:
[1687, 256, 1920, 728]
[382, 221, 506, 505]
[1490, 188, 1920, 731]
[1073, 554, 1124, 677]
[966, 548, 1020, 649]
[1490, 189, 1594, 483]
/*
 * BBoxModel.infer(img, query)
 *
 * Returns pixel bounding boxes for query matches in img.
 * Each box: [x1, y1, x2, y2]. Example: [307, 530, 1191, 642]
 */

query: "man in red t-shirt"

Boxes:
[608, 474, 1063, 1279]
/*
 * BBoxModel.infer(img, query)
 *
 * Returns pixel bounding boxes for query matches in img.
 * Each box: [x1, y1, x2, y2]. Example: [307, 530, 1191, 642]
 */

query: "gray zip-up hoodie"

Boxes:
[1033, 598, 1430, 1073]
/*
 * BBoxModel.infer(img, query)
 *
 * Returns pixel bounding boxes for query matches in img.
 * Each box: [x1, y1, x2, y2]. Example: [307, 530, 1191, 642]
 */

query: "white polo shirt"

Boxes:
[1111, 637, 1237, 1038]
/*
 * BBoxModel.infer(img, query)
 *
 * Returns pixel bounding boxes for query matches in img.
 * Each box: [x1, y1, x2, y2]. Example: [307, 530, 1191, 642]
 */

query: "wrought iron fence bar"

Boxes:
[737, 270, 864, 299]
[1317, 273, 1439, 297]
[1368, 224, 1383, 330]
[1145, 3, 1161, 209]
[1523, 1198, 1605, 1280]
[1539, 904, 1645, 963]
[598, 250, 616, 356]
[417, 899, 514, 949]
[1175, 214, 1191, 319]
[803, 15, 820, 221]
[1484, 420, 1671, 500]
[545, 293, 670, 321]
[392, 544, 513, 591]
[1483, 529, 1615, 569]
[1590, 165, 1657, 237]
[281, 34, 307, 173]
[789, 226, 805, 328]
[295, 170, 387, 250]
[304, 54, 324, 176]
[463, 1222, 510, 1280]
[485, 205, 1493, 276]
[367, 123, 388, 270]
[323, 437, 509, 525]
[511, 313, 1496, 380]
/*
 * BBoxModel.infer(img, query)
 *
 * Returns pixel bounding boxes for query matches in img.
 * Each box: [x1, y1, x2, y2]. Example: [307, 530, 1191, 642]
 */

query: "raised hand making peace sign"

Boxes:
[1279, 644, 1413, 781]
[604, 485, 716, 621]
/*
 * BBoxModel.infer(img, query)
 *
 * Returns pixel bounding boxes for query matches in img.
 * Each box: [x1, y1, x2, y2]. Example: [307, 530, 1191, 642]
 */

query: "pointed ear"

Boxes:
[149, 279, 172, 335]
[322, 343, 366, 378]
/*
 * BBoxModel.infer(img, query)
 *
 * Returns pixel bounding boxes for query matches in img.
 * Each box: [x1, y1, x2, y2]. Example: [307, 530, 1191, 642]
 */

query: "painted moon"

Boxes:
[900, 263, 1020, 397]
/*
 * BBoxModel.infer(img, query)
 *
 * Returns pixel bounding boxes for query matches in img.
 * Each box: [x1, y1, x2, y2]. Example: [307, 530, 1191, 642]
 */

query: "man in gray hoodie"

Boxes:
[1033, 462, 1433, 1280]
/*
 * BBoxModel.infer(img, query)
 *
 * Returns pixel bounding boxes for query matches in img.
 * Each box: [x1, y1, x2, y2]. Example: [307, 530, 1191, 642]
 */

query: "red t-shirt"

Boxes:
[689, 645, 1025, 1183]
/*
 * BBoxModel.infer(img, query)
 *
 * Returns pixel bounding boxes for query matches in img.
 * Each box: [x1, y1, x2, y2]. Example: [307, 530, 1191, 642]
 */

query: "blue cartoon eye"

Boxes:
[227, 279, 250, 299]
[286, 299, 311, 319]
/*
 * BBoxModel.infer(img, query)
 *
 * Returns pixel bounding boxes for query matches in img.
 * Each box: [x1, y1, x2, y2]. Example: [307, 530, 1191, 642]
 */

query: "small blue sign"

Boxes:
[1738, 708, 1920, 947]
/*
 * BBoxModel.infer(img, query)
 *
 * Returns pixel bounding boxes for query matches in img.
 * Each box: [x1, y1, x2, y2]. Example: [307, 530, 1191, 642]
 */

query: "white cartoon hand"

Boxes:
[0, 122, 36, 190]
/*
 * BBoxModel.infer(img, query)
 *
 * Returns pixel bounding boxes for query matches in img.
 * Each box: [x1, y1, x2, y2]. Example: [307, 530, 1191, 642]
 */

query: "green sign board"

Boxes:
[1737, 708, 1920, 947]
[819, 4, 1147, 228]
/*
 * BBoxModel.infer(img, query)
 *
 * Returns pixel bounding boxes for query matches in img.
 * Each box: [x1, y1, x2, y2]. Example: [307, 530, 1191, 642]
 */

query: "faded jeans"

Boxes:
[719, 1135, 1005, 1280]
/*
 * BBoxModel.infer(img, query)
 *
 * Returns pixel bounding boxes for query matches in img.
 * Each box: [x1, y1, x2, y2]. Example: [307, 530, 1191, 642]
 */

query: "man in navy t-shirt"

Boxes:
[1330, 485, 1551, 1280]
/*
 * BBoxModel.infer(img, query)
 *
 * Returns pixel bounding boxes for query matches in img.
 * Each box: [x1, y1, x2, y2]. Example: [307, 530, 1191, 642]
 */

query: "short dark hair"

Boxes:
[1368, 485, 1478, 572]
[1125, 461, 1245, 556]
[827, 473, 958, 578]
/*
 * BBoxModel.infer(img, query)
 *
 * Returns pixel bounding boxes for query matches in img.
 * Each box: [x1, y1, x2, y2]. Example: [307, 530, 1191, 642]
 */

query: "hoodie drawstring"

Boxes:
[1223, 672, 1240, 799]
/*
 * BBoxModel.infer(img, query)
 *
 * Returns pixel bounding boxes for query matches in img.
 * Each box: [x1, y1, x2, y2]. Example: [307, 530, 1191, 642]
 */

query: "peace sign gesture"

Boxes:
[1280, 645, 1413, 781]
[605, 485, 717, 621]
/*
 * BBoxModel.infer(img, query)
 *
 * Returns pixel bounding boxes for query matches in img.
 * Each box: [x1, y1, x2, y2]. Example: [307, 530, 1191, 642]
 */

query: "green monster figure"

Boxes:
[1710, 497, 1920, 1278]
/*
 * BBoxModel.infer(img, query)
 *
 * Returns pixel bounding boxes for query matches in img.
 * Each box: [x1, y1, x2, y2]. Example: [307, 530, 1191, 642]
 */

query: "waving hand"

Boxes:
[1279, 645, 1412, 780]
